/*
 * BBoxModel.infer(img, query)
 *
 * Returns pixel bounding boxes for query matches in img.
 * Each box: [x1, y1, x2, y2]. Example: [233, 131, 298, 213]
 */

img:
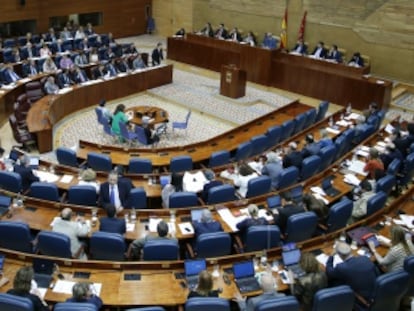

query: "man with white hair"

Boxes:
[283, 142, 303, 169]
[235, 272, 285, 311]
[193, 209, 223, 238]
[326, 241, 379, 301]
[261, 152, 283, 189]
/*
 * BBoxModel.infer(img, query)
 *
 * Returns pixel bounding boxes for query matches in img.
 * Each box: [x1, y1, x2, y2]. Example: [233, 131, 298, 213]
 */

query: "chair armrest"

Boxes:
[318, 223, 328, 231]
[60, 192, 67, 203]
[177, 305, 184, 311]
[197, 197, 206, 206]
[73, 244, 85, 259]
[185, 242, 195, 259]
[233, 235, 244, 254]
[354, 292, 370, 308]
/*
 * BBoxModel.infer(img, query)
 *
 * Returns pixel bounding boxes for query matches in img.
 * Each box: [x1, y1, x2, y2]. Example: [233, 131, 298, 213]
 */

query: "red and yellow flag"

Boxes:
[297, 11, 307, 41]
[280, 8, 288, 49]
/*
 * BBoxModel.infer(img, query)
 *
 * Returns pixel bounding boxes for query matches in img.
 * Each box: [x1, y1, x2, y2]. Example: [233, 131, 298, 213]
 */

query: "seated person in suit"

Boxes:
[291, 252, 328, 311]
[175, 28, 186, 37]
[262, 32, 278, 49]
[78, 168, 100, 193]
[274, 191, 306, 234]
[302, 193, 329, 220]
[198, 22, 214, 37]
[235, 272, 285, 311]
[52, 208, 90, 259]
[93, 64, 108, 79]
[193, 209, 223, 238]
[132, 54, 146, 69]
[348, 52, 364, 67]
[291, 39, 308, 55]
[22, 59, 39, 77]
[318, 129, 334, 149]
[380, 143, 403, 170]
[161, 172, 183, 208]
[327, 44, 342, 63]
[65, 282, 103, 310]
[105, 58, 119, 76]
[310, 41, 327, 59]
[215, 23, 228, 39]
[115, 58, 130, 73]
[283, 142, 303, 170]
[12, 47, 21, 62]
[7, 267, 49, 311]
[70, 66, 89, 83]
[57, 69, 75, 88]
[234, 163, 258, 198]
[142, 123, 160, 145]
[349, 180, 375, 223]
[236, 204, 268, 242]
[188, 270, 220, 298]
[13, 154, 39, 191]
[243, 31, 257, 47]
[44, 76, 60, 95]
[3, 65, 21, 84]
[219, 164, 239, 183]
[301, 134, 321, 158]
[201, 169, 223, 202]
[99, 203, 126, 235]
[127, 220, 176, 259]
[60, 27, 72, 40]
[151, 42, 164, 66]
[99, 170, 132, 213]
[96, 99, 113, 122]
[74, 50, 89, 66]
[261, 151, 283, 190]
[21, 42, 35, 59]
[39, 43, 52, 57]
[228, 27, 242, 42]
[326, 241, 379, 302]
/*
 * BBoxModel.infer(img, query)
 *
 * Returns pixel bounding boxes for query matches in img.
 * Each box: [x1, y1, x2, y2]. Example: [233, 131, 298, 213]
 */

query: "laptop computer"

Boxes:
[282, 248, 305, 278]
[322, 177, 340, 197]
[190, 209, 203, 222]
[0, 195, 11, 217]
[8, 149, 19, 162]
[233, 261, 261, 294]
[184, 259, 206, 290]
[28, 155, 40, 169]
[33, 258, 54, 288]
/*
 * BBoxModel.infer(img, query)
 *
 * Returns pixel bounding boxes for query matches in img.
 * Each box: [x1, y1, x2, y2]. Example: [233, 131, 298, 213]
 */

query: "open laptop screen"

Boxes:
[233, 261, 255, 279]
[282, 249, 301, 266]
[184, 259, 206, 277]
[28, 156, 40, 169]
[190, 209, 203, 222]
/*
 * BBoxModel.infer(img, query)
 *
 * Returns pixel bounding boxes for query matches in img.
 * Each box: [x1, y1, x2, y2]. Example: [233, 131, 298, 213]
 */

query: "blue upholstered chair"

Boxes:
[169, 192, 199, 208]
[134, 126, 150, 146]
[127, 187, 147, 209]
[334, 135, 348, 160]
[315, 101, 329, 122]
[37, 231, 73, 259]
[0, 293, 33, 311]
[0, 221, 34, 253]
[54, 302, 96, 311]
[128, 158, 153, 174]
[119, 121, 138, 146]
[292, 113, 307, 135]
[366, 191, 387, 217]
[143, 239, 179, 261]
[169, 155, 193, 173]
[208, 150, 230, 168]
[29, 182, 60, 202]
[318, 145, 337, 172]
[404, 255, 414, 296]
[172, 110, 191, 134]
[386, 158, 401, 176]
[56, 147, 79, 167]
[284, 211, 318, 242]
[311, 285, 354, 311]
[67, 185, 97, 206]
[323, 198, 353, 233]
[301, 155, 322, 180]
[90, 231, 126, 261]
[185, 297, 230, 311]
[233, 141, 253, 162]
[250, 134, 269, 156]
[303, 108, 317, 130]
[207, 184, 237, 204]
[87, 152, 112, 172]
[238, 225, 281, 252]
[277, 166, 299, 190]
[279, 119, 295, 142]
[256, 296, 300, 311]
[266, 125, 282, 148]
[245, 175, 272, 198]
[191, 232, 231, 258]
[397, 153, 414, 192]
[3, 39, 16, 48]
[375, 175, 395, 195]
[0, 171, 22, 193]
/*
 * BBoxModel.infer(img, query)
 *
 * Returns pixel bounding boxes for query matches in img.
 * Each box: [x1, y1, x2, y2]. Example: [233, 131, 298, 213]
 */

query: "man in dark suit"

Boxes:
[99, 171, 132, 213]
[13, 155, 39, 191]
[193, 209, 223, 238]
[201, 170, 223, 202]
[348, 52, 364, 67]
[283, 142, 303, 170]
[291, 39, 308, 55]
[273, 192, 305, 234]
[327, 44, 342, 63]
[22, 59, 38, 77]
[151, 42, 164, 66]
[57, 69, 74, 88]
[70, 66, 89, 83]
[3, 65, 21, 84]
[228, 27, 242, 42]
[310, 41, 327, 59]
[326, 242, 379, 301]
[215, 23, 228, 39]
[99, 204, 126, 235]
[92, 65, 108, 79]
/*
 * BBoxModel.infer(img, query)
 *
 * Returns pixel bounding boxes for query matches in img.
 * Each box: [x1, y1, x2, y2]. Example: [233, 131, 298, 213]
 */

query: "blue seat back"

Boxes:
[0, 171, 22, 193]
[285, 211, 318, 242]
[246, 175, 272, 198]
[318, 145, 337, 171]
[245, 225, 281, 252]
[87, 152, 112, 172]
[316, 101, 329, 122]
[127, 187, 147, 209]
[196, 232, 231, 258]
[278, 166, 299, 190]
[366, 191, 387, 217]
[143, 239, 179, 261]
[404, 255, 414, 296]
[0, 221, 33, 253]
[280, 119, 295, 142]
[233, 141, 253, 162]
[185, 297, 230, 311]
[208, 150, 230, 168]
[90, 231, 126, 261]
[375, 175, 395, 195]
[56, 147, 79, 167]
[326, 199, 353, 233]
[250, 134, 269, 156]
[37, 230, 72, 258]
[126, 308, 166, 311]
[170, 155, 193, 173]
[266, 125, 282, 147]
[207, 184, 237, 204]
[169, 192, 199, 208]
[311, 285, 354, 311]
[293, 113, 307, 135]
[386, 158, 401, 175]
[135, 126, 149, 145]
[256, 296, 300, 311]
[54, 302, 96, 311]
[68, 185, 97, 206]
[30, 182, 59, 202]
[301, 155, 322, 180]
[128, 158, 153, 174]
[0, 293, 33, 311]
[303, 108, 317, 129]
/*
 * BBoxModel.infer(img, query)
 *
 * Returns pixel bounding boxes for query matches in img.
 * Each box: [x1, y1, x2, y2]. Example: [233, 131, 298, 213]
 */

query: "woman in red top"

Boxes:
[364, 147, 384, 179]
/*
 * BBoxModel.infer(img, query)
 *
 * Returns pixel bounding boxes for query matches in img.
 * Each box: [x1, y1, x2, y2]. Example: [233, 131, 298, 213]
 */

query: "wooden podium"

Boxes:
[220, 65, 246, 98]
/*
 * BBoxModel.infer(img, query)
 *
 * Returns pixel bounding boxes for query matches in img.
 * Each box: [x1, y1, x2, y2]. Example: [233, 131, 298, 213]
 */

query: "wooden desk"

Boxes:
[26, 65, 173, 153]
[125, 105, 169, 127]
[167, 35, 391, 110]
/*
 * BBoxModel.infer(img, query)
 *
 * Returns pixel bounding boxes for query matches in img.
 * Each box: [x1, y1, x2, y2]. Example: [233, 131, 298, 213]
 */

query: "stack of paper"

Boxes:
[217, 208, 247, 232]
[347, 160, 368, 176]
[344, 173, 361, 186]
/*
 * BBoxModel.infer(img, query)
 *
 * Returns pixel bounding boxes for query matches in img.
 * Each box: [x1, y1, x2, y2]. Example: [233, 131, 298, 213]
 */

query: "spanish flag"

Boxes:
[280, 8, 288, 49]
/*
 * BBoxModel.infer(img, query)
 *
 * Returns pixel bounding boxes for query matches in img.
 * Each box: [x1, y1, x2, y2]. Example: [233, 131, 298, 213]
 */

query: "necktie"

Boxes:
[110, 185, 115, 205]
[31, 66, 36, 75]
[79, 72, 85, 82]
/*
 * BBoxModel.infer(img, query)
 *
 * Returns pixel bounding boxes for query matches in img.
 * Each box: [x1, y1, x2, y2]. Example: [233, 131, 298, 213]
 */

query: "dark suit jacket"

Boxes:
[236, 217, 268, 242]
[99, 181, 131, 207]
[57, 72, 74, 88]
[311, 47, 327, 58]
[327, 50, 342, 63]
[13, 164, 39, 191]
[22, 64, 38, 77]
[326, 255, 379, 301]
[202, 180, 223, 202]
[151, 48, 164, 66]
[283, 151, 303, 169]
[292, 43, 308, 54]
[275, 203, 305, 234]
[99, 217, 126, 235]
[193, 220, 223, 238]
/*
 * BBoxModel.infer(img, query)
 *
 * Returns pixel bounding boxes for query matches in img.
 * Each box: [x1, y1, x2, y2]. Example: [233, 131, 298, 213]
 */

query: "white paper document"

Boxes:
[60, 175, 73, 184]
[34, 170, 60, 183]
[126, 223, 135, 232]
[326, 127, 340, 135]
[217, 208, 247, 232]
[343, 173, 361, 186]
[53, 280, 102, 295]
[347, 160, 368, 176]
[316, 253, 343, 267]
[178, 222, 194, 235]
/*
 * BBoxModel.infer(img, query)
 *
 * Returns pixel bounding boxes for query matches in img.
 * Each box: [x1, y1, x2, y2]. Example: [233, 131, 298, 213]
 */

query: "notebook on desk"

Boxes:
[322, 177, 340, 197]
[184, 259, 206, 290]
[282, 248, 305, 278]
[232, 261, 261, 294]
